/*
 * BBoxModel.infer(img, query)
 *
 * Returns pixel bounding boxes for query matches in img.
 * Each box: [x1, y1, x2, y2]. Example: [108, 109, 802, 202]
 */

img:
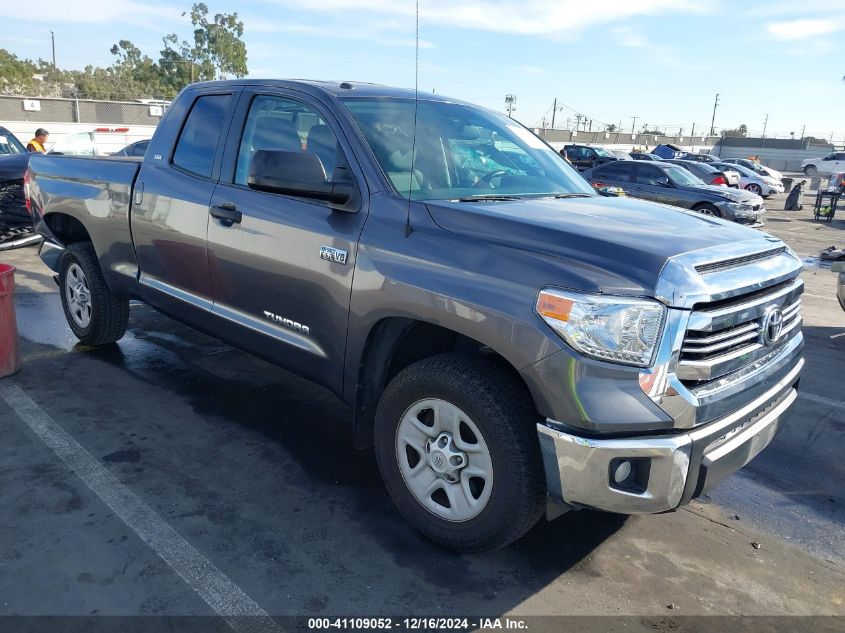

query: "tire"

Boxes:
[59, 242, 129, 345]
[745, 183, 763, 196]
[804, 165, 817, 176]
[374, 353, 545, 552]
[693, 203, 722, 218]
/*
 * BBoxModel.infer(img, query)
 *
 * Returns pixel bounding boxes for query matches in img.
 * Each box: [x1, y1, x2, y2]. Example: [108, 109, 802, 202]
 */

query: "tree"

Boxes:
[721, 123, 748, 138]
[160, 2, 247, 94]
[605, 124, 617, 132]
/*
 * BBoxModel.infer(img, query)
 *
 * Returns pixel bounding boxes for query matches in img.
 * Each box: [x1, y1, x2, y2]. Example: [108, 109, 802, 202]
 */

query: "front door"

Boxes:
[206, 90, 368, 394]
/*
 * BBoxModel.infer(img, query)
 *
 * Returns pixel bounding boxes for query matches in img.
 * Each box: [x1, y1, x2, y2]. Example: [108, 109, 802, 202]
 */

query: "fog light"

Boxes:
[613, 460, 632, 484]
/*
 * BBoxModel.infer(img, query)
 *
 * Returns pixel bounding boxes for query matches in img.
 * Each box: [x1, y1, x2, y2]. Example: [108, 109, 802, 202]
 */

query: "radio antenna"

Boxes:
[404, 0, 420, 237]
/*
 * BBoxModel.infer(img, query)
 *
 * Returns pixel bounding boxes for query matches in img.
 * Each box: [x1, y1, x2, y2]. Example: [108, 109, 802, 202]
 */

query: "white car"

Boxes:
[722, 158, 783, 181]
[712, 162, 784, 197]
[801, 152, 845, 176]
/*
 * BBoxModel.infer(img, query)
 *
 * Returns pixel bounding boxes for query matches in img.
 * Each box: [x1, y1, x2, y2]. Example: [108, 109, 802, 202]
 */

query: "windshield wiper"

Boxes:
[456, 194, 523, 202]
[551, 193, 593, 199]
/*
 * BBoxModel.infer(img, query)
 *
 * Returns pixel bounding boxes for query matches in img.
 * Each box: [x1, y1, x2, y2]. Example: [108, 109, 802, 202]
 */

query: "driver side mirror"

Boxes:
[248, 149, 359, 212]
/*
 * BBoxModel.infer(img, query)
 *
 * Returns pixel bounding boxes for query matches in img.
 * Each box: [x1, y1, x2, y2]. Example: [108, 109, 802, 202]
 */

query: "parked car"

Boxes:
[112, 139, 150, 157]
[582, 160, 765, 225]
[28, 79, 802, 552]
[561, 143, 617, 171]
[681, 153, 721, 163]
[722, 158, 784, 181]
[711, 161, 784, 197]
[630, 152, 663, 161]
[665, 159, 739, 187]
[610, 150, 633, 160]
[801, 152, 845, 176]
[0, 126, 38, 243]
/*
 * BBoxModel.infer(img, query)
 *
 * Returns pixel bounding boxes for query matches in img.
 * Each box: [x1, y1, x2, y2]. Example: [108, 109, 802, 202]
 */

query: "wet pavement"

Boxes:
[0, 194, 844, 622]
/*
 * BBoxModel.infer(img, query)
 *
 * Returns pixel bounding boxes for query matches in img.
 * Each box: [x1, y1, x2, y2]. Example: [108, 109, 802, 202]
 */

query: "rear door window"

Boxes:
[172, 94, 232, 178]
[595, 161, 635, 182]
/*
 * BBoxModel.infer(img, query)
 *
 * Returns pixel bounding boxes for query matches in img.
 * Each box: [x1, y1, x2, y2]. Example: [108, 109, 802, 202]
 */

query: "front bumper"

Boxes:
[538, 358, 802, 514]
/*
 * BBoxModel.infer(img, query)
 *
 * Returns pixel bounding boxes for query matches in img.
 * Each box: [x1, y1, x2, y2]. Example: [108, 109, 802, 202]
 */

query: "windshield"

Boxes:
[718, 163, 755, 177]
[593, 147, 613, 157]
[341, 97, 594, 201]
[0, 131, 26, 156]
[666, 165, 706, 187]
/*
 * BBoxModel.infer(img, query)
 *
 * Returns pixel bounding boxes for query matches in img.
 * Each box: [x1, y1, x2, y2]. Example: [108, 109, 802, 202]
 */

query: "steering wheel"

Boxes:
[474, 169, 509, 188]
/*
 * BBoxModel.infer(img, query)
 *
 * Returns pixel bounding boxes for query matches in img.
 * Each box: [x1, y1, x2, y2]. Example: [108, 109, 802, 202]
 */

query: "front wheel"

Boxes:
[374, 353, 545, 552]
[693, 203, 722, 217]
[804, 165, 817, 176]
[59, 242, 129, 345]
[745, 183, 763, 196]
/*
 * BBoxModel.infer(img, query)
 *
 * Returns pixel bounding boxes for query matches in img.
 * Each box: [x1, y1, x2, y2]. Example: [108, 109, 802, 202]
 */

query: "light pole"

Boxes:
[505, 94, 516, 118]
[631, 116, 638, 134]
[50, 30, 56, 71]
[550, 98, 563, 129]
[762, 114, 768, 138]
[709, 93, 720, 136]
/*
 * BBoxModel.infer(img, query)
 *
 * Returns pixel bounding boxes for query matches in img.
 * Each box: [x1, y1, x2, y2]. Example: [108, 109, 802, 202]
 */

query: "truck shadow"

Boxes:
[13, 300, 628, 616]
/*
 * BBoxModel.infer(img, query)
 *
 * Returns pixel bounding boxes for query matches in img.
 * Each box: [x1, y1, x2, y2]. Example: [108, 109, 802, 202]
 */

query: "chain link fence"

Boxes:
[0, 95, 164, 126]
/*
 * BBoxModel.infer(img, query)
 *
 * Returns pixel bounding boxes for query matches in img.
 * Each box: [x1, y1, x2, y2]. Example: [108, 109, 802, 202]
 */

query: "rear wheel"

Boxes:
[804, 165, 817, 176]
[693, 203, 721, 217]
[59, 242, 129, 345]
[374, 353, 545, 552]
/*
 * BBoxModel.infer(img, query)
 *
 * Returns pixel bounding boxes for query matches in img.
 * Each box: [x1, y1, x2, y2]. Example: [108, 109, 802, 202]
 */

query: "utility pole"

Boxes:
[505, 94, 516, 118]
[762, 114, 768, 138]
[551, 98, 557, 129]
[631, 116, 638, 134]
[709, 93, 720, 136]
[800, 124, 806, 139]
[575, 114, 582, 131]
[50, 30, 56, 71]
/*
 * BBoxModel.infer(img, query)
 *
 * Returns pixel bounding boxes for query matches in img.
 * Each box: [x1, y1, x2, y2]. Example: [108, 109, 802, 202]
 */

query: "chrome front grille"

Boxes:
[677, 277, 803, 383]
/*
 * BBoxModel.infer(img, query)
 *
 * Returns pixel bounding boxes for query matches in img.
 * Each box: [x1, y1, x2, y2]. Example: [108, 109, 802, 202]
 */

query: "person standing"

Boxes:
[26, 128, 49, 153]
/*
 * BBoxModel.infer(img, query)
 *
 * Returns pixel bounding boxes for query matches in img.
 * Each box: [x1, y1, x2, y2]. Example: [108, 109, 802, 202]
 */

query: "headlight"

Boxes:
[536, 289, 666, 367]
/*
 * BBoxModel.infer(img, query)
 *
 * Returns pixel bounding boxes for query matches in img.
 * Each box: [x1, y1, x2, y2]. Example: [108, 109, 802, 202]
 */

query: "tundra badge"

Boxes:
[320, 245, 348, 265]
[263, 311, 310, 335]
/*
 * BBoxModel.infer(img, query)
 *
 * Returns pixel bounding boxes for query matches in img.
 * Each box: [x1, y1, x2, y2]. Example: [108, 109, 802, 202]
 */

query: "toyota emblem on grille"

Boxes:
[760, 307, 784, 346]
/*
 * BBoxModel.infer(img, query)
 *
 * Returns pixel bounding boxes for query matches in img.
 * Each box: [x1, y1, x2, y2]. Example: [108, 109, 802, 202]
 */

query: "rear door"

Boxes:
[206, 88, 368, 393]
[591, 161, 635, 189]
[133, 91, 237, 315]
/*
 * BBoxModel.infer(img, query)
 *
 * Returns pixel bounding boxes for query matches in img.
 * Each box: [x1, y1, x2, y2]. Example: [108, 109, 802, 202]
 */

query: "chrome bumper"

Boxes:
[538, 358, 803, 514]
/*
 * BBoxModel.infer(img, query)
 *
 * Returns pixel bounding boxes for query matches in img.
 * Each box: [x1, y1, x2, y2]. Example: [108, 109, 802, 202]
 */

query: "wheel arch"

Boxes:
[352, 317, 537, 449]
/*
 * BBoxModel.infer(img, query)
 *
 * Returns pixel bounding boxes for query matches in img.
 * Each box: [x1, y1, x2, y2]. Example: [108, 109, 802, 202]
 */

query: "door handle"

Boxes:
[210, 202, 242, 226]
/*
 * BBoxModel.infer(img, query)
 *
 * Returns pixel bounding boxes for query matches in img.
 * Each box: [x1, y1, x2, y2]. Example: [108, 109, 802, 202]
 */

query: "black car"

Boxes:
[0, 126, 34, 236]
[681, 153, 721, 163]
[630, 152, 663, 161]
[112, 139, 150, 157]
[561, 144, 617, 171]
[664, 159, 737, 188]
[582, 160, 765, 225]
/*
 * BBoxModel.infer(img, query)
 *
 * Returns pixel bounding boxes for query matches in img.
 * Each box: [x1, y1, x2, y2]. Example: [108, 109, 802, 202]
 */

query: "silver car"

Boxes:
[712, 162, 784, 197]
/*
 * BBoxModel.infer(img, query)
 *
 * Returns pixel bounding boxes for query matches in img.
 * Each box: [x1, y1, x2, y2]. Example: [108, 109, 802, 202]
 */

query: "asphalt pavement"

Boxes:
[0, 188, 843, 628]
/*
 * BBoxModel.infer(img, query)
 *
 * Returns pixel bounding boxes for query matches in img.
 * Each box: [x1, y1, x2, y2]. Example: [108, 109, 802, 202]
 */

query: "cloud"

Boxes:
[766, 18, 845, 40]
[612, 26, 649, 48]
[242, 15, 435, 48]
[271, 0, 707, 36]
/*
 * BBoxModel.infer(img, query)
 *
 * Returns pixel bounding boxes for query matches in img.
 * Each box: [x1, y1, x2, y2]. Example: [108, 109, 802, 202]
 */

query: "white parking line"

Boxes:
[799, 391, 845, 409]
[0, 381, 282, 633]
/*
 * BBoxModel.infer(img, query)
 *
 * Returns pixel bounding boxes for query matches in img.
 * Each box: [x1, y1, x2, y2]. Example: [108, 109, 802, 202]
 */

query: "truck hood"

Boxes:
[425, 195, 768, 297]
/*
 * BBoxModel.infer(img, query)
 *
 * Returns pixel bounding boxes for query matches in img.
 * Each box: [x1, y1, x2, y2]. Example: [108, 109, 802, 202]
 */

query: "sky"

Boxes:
[2, 0, 843, 141]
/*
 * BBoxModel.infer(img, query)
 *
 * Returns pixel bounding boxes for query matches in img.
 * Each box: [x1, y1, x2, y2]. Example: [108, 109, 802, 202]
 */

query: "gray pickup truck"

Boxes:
[27, 80, 804, 552]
